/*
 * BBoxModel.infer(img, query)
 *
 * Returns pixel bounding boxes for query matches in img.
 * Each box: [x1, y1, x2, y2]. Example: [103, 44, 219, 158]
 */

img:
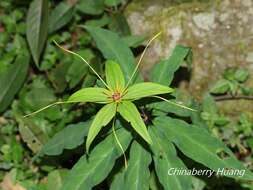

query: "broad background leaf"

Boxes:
[26, 0, 48, 67]
[0, 53, 29, 112]
[19, 78, 63, 121]
[77, 0, 104, 15]
[48, 1, 75, 34]
[151, 45, 192, 85]
[108, 12, 131, 36]
[66, 49, 94, 88]
[47, 169, 68, 190]
[105, 0, 123, 6]
[149, 126, 192, 190]
[48, 61, 70, 93]
[18, 118, 48, 153]
[41, 121, 91, 156]
[149, 172, 162, 190]
[85, 14, 111, 28]
[150, 100, 193, 118]
[122, 35, 147, 48]
[124, 141, 151, 190]
[155, 116, 253, 180]
[60, 127, 132, 190]
[84, 26, 142, 83]
[110, 170, 125, 190]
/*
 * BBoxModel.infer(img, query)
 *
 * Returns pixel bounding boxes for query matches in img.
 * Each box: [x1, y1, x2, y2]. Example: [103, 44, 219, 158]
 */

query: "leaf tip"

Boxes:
[86, 142, 91, 154]
[147, 135, 153, 145]
[155, 31, 162, 39]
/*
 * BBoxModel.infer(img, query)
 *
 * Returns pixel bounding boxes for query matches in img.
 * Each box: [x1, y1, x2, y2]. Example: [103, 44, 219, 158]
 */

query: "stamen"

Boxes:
[152, 96, 197, 112]
[124, 31, 162, 91]
[23, 101, 75, 118]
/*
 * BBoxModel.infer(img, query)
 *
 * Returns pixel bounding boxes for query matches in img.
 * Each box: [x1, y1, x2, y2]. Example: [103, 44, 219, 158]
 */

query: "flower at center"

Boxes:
[112, 92, 121, 102]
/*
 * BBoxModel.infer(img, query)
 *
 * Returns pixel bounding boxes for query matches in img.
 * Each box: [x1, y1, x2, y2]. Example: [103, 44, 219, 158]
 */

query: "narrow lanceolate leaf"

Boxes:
[124, 141, 152, 190]
[86, 103, 117, 152]
[68, 87, 110, 103]
[48, 1, 75, 34]
[117, 101, 152, 144]
[105, 60, 125, 91]
[0, 54, 29, 112]
[123, 82, 173, 101]
[84, 26, 142, 83]
[151, 45, 192, 85]
[60, 127, 132, 190]
[41, 121, 91, 156]
[155, 116, 253, 180]
[26, 0, 48, 67]
[149, 126, 191, 190]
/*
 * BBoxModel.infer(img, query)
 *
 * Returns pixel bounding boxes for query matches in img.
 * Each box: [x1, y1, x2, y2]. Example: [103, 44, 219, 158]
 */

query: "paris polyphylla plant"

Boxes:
[24, 32, 195, 167]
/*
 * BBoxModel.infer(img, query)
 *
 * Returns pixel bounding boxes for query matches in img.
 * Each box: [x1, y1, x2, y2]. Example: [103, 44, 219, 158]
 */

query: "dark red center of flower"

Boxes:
[112, 92, 121, 101]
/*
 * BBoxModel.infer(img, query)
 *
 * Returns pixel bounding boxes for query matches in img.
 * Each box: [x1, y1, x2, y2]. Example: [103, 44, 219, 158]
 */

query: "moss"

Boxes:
[126, 0, 253, 116]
